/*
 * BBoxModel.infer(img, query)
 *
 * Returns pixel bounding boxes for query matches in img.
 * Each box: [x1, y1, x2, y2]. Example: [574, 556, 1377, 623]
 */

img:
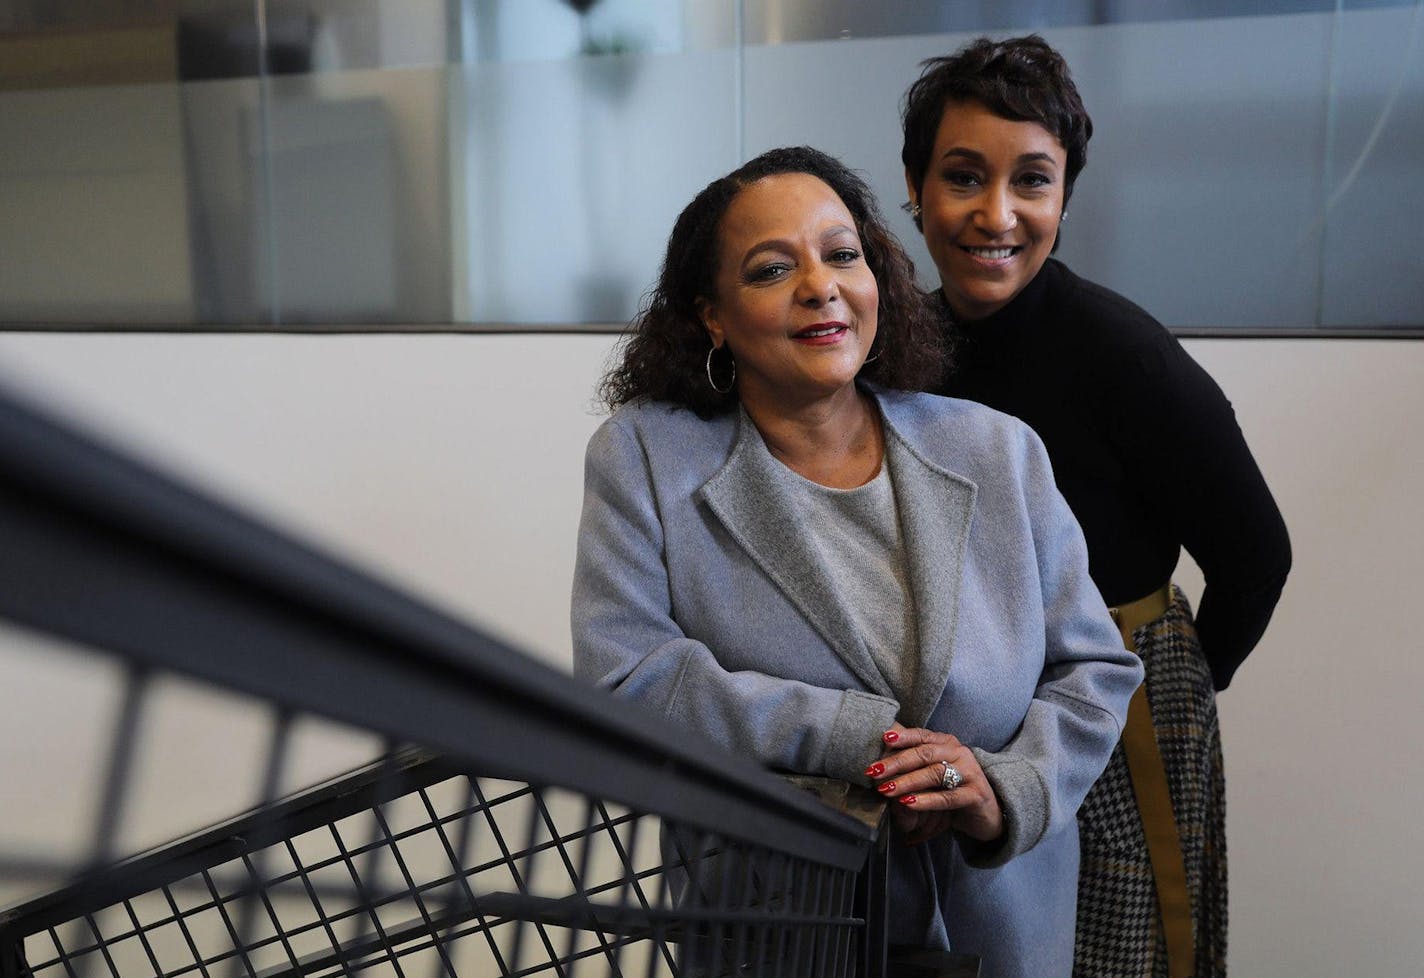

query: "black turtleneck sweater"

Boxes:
[933, 259, 1290, 690]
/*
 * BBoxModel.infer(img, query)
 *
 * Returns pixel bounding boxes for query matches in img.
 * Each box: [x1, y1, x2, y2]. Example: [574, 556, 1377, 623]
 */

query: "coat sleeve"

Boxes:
[1114, 330, 1291, 690]
[965, 427, 1143, 867]
[570, 417, 900, 784]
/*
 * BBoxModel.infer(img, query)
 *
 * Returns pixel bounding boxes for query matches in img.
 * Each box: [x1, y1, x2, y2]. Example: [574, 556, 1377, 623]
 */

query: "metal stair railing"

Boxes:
[0, 384, 893, 978]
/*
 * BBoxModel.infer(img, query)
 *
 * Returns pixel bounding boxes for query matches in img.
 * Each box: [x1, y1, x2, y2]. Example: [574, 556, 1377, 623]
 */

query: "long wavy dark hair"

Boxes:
[901, 34, 1093, 228]
[598, 146, 947, 417]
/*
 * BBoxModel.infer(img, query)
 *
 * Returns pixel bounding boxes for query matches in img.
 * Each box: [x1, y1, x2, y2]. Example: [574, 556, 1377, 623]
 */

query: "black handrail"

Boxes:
[0, 385, 873, 862]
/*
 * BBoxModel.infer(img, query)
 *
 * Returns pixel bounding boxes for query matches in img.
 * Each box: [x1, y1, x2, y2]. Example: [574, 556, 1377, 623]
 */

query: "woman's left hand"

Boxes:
[865, 725, 1004, 845]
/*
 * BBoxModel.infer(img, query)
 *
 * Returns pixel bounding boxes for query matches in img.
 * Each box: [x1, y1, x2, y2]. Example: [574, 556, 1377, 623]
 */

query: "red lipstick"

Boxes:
[792, 321, 849, 345]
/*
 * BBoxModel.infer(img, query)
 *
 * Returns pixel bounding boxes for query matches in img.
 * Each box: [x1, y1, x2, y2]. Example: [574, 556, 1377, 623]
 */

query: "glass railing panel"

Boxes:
[1, 0, 1419, 329]
[1317, 1, 1424, 327]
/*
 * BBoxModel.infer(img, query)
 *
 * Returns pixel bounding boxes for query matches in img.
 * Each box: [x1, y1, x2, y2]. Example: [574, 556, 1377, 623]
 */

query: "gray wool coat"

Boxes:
[571, 386, 1142, 978]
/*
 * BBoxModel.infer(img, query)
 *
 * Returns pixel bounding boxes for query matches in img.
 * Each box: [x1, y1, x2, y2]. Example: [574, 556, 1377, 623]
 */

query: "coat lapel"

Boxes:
[698, 410, 893, 698]
[697, 398, 980, 721]
[880, 404, 977, 728]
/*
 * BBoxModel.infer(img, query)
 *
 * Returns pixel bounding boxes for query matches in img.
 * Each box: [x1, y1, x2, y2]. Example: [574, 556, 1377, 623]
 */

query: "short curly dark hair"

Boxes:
[599, 146, 946, 417]
[901, 34, 1093, 229]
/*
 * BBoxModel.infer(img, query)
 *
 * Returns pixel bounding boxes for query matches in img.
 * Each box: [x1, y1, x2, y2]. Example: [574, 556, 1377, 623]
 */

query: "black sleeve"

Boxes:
[1111, 329, 1291, 690]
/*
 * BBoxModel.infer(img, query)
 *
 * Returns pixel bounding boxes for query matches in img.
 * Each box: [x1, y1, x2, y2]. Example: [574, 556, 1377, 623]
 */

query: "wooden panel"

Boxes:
[0, 22, 177, 92]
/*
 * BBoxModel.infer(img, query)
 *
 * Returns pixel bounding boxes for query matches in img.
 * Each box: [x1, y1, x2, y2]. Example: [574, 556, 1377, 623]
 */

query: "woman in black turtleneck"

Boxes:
[900, 35, 1290, 978]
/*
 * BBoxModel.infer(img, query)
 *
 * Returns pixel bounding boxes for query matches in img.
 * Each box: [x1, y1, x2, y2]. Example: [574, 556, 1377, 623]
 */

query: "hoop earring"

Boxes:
[863, 343, 882, 364]
[706, 343, 735, 395]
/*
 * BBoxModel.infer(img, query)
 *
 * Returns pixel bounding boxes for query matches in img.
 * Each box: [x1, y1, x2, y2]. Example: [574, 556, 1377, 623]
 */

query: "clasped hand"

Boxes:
[864, 723, 1004, 846]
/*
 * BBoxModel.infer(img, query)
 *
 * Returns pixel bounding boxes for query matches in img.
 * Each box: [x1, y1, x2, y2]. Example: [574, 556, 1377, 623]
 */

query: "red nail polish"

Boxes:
[883, 731, 899, 744]
[900, 795, 916, 805]
[877, 781, 895, 794]
[864, 762, 885, 778]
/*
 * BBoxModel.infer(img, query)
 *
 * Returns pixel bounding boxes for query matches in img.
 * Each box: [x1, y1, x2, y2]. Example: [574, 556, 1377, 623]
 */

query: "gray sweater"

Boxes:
[775, 462, 919, 701]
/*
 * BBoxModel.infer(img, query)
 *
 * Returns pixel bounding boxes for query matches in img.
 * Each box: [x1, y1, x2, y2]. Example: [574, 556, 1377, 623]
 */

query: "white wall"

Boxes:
[1179, 339, 1424, 978]
[0, 333, 1420, 974]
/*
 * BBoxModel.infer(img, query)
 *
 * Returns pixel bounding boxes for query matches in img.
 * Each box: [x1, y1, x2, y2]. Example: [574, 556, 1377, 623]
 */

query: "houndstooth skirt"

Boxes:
[1074, 586, 1227, 978]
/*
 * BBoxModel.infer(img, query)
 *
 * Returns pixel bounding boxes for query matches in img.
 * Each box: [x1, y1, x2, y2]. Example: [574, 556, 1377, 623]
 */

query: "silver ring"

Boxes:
[939, 760, 963, 791]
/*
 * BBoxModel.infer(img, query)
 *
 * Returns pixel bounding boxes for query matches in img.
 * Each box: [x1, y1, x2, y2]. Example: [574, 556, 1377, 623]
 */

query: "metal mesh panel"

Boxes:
[4, 754, 863, 978]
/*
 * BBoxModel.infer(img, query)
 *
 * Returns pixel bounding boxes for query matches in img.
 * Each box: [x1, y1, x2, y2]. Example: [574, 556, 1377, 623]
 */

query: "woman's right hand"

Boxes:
[865, 724, 1004, 845]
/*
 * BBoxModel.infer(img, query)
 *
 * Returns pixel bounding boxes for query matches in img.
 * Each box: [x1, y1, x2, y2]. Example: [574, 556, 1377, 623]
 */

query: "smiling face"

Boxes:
[699, 172, 878, 414]
[909, 99, 1067, 322]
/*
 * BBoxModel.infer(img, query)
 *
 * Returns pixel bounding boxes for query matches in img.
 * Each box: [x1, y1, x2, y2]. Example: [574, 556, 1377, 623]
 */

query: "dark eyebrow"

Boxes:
[940, 147, 1059, 168]
[739, 239, 793, 269]
[740, 225, 859, 266]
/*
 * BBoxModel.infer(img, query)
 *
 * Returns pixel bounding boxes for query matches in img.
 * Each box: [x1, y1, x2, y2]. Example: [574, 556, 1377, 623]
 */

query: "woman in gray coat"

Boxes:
[572, 146, 1142, 978]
